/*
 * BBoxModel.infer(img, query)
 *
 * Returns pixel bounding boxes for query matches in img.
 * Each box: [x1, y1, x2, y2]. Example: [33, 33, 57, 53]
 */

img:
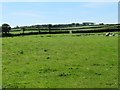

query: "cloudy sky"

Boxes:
[2, 2, 118, 27]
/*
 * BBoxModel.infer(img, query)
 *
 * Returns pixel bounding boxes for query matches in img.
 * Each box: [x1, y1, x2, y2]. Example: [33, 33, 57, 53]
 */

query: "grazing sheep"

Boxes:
[109, 34, 112, 36]
[105, 32, 115, 36]
[111, 33, 115, 36]
[106, 32, 110, 36]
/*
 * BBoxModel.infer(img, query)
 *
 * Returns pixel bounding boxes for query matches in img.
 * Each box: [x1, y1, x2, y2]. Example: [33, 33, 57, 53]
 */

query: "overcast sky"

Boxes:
[2, 2, 118, 27]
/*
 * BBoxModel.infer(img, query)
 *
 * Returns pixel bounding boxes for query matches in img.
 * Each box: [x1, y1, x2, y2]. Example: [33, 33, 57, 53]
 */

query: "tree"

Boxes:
[71, 23, 76, 27]
[48, 24, 52, 33]
[2, 23, 11, 35]
[76, 23, 80, 27]
[37, 25, 41, 34]
[15, 26, 19, 29]
[22, 27, 25, 34]
[99, 23, 104, 25]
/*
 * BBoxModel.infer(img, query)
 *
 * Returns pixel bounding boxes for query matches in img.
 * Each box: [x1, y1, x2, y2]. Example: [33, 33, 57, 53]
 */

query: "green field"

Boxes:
[2, 34, 118, 88]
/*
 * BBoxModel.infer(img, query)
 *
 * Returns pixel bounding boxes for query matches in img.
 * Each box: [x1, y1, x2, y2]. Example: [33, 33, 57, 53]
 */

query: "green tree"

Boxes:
[76, 23, 80, 27]
[48, 24, 52, 33]
[2, 23, 11, 35]
[37, 25, 41, 34]
[22, 27, 25, 34]
[71, 23, 76, 27]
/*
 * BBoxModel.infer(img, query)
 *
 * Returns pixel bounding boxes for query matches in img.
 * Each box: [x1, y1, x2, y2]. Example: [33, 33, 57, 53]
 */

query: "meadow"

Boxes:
[2, 34, 118, 88]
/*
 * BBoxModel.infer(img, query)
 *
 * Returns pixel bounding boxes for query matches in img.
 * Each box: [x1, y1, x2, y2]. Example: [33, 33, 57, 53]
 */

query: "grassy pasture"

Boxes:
[11, 24, 119, 35]
[2, 34, 118, 88]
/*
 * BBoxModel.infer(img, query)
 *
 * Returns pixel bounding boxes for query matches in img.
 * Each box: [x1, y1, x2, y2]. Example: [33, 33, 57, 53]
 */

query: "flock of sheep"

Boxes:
[105, 32, 115, 36]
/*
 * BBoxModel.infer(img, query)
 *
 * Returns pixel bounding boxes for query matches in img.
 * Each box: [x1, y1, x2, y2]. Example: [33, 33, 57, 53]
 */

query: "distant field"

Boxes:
[2, 34, 118, 88]
[11, 24, 119, 34]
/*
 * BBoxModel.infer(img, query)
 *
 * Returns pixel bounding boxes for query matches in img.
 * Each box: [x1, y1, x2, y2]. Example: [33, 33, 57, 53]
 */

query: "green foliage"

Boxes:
[11, 24, 120, 35]
[2, 34, 118, 88]
[2, 23, 11, 34]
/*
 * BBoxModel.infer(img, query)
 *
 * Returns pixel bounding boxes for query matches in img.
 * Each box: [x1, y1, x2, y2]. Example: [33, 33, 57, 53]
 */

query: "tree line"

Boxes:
[1, 23, 119, 37]
[13, 23, 83, 29]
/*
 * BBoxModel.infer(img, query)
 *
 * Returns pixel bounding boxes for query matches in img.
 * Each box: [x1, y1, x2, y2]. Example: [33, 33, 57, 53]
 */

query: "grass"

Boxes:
[2, 34, 118, 88]
[11, 24, 119, 34]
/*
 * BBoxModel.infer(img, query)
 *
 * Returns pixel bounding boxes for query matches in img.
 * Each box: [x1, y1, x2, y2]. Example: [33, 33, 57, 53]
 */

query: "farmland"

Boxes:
[11, 24, 119, 34]
[2, 34, 118, 88]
